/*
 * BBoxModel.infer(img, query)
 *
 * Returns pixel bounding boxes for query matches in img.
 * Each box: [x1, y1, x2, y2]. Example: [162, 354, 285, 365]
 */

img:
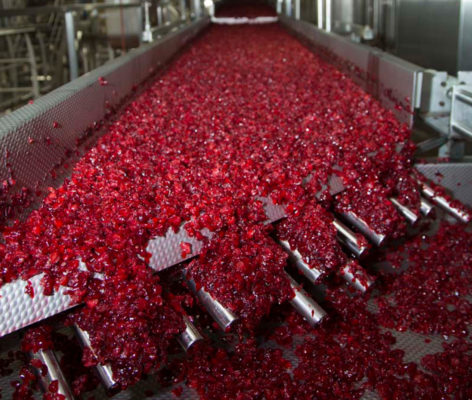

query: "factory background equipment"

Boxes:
[0, 0, 471, 399]
[0, 0, 219, 113]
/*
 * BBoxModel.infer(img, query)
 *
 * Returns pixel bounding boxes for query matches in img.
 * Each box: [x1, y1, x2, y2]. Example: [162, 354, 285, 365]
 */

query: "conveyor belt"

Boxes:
[0, 13, 471, 400]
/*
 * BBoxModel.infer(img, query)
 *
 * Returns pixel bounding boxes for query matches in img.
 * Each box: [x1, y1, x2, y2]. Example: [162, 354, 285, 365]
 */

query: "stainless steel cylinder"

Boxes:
[340, 211, 386, 246]
[30, 349, 75, 400]
[339, 260, 373, 293]
[420, 197, 434, 216]
[286, 272, 326, 326]
[418, 181, 471, 223]
[177, 315, 203, 351]
[73, 325, 118, 391]
[278, 238, 371, 291]
[389, 197, 419, 224]
[278, 239, 322, 284]
[186, 277, 238, 331]
[332, 218, 368, 257]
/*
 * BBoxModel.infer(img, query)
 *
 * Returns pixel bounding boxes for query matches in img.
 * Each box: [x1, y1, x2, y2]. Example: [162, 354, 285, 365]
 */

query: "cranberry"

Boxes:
[1, 9, 469, 398]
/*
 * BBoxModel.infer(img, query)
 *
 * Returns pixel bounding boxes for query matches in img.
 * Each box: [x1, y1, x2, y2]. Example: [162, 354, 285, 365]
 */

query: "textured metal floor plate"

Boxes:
[0, 274, 74, 337]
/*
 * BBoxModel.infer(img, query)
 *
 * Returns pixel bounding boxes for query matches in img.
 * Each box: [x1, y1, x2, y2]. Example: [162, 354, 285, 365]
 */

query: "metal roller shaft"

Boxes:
[286, 272, 326, 326]
[389, 197, 419, 224]
[177, 315, 204, 351]
[339, 211, 386, 246]
[278, 239, 322, 284]
[187, 268, 325, 328]
[420, 197, 434, 216]
[332, 218, 368, 257]
[186, 277, 238, 331]
[30, 349, 75, 400]
[339, 260, 373, 293]
[418, 181, 471, 223]
[278, 238, 371, 292]
[73, 325, 118, 391]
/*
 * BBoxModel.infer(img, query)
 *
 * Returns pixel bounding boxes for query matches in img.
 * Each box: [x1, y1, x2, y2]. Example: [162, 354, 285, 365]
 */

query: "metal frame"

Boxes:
[0, 27, 40, 108]
[450, 85, 472, 140]
[0, 1, 200, 106]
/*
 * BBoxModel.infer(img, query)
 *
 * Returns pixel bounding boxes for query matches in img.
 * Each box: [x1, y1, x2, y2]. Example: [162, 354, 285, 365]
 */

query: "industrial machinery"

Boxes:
[0, 1, 471, 399]
[0, 0, 209, 112]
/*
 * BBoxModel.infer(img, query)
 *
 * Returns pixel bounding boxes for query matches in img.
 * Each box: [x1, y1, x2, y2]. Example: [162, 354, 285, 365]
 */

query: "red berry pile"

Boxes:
[0, 11, 470, 398]
[188, 224, 292, 330]
[377, 222, 472, 337]
[276, 203, 346, 277]
[72, 271, 184, 387]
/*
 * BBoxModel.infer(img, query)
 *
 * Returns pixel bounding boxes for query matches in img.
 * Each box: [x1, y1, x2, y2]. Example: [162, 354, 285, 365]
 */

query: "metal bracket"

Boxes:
[450, 85, 472, 140]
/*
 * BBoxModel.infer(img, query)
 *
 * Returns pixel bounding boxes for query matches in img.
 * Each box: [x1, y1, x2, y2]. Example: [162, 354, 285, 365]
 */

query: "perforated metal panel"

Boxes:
[0, 274, 74, 337]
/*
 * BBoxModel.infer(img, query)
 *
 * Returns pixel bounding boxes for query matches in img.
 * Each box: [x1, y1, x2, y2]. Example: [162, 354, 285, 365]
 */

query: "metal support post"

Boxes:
[317, 0, 324, 29]
[180, 0, 187, 20]
[64, 11, 78, 81]
[192, 0, 201, 19]
[325, 0, 331, 31]
[285, 0, 292, 17]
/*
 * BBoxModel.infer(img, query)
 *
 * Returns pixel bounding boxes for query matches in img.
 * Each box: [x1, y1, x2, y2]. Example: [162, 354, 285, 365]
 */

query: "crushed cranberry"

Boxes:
[70, 270, 184, 389]
[188, 225, 292, 331]
[185, 340, 294, 400]
[276, 202, 346, 277]
[376, 222, 472, 337]
[21, 326, 53, 354]
[0, 9, 470, 399]
[180, 242, 192, 259]
[24, 280, 35, 298]
[421, 339, 472, 397]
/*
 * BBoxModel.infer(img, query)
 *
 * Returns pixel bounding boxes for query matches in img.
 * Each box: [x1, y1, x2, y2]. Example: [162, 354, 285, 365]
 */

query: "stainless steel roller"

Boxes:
[339, 260, 374, 293]
[417, 180, 471, 223]
[186, 276, 239, 331]
[286, 273, 327, 326]
[74, 325, 118, 391]
[389, 197, 419, 224]
[178, 315, 204, 350]
[332, 217, 369, 257]
[420, 197, 434, 216]
[30, 348, 75, 400]
[339, 211, 387, 247]
[278, 239, 322, 284]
